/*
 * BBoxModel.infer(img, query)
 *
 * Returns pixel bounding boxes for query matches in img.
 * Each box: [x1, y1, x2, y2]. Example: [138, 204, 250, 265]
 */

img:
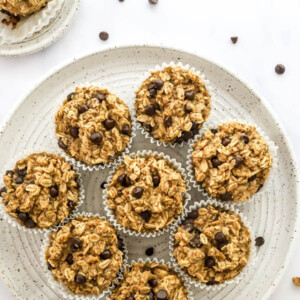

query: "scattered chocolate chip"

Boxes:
[18, 212, 28, 222]
[125, 296, 135, 300]
[182, 130, 193, 141]
[187, 210, 198, 220]
[163, 116, 172, 128]
[184, 104, 192, 113]
[191, 122, 199, 134]
[78, 104, 89, 114]
[211, 129, 218, 134]
[48, 262, 55, 270]
[90, 132, 103, 145]
[189, 236, 202, 248]
[70, 126, 79, 138]
[121, 124, 131, 135]
[117, 237, 124, 251]
[255, 236, 265, 246]
[103, 119, 115, 130]
[219, 192, 232, 201]
[148, 291, 155, 300]
[144, 104, 156, 116]
[205, 257, 216, 268]
[275, 64, 285, 75]
[18, 168, 27, 177]
[100, 181, 107, 189]
[66, 253, 74, 265]
[185, 90, 195, 100]
[67, 92, 75, 101]
[257, 184, 263, 193]
[183, 221, 194, 232]
[0, 187, 7, 197]
[222, 137, 231, 146]
[99, 31, 109, 41]
[132, 186, 144, 199]
[248, 174, 256, 182]
[75, 274, 86, 284]
[58, 138, 67, 149]
[139, 210, 151, 222]
[175, 136, 184, 144]
[215, 232, 227, 244]
[148, 88, 157, 98]
[156, 289, 168, 300]
[211, 156, 222, 168]
[15, 176, 23, 184]
[49, 186, 59, 197]
[70, 238, 82, 252]
[143, 123, 152, 132]
[240, 135, 249, 144]
[234, 157, 243, 167]
[117, 174, 131, 187]
[67, 200, 76, 210]
[154, 79, 164, 90]
[24, 218, 35, 228]
[231, 36, 238, 44]
[94, 93, 106, 102]
[5, 170, 14, 176]
[145, 247, 154, 256]
[206, 280, 217, 285]
[100, 250, 112, 260]
[152, 175, 160, 187]
[148, 278, 158, 288]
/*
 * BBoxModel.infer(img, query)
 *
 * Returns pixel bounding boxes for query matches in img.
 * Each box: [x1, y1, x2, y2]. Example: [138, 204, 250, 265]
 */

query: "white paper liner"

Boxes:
[169, 199, 257, 291]
[40, 212, 128, 300]
[186, 119, 278, 205]
[108, 257, 193, 300]
[103, 150, 192, 238]
[0, 0, 64, 45]
[135, 61, 215, 148]
[0, 148, 85, 234]
[50, 82, 137, 172]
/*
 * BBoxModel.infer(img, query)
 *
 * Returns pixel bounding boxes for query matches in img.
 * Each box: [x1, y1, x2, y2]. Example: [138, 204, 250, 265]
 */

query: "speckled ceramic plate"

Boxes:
[0, 45, 298, 300]
[0, 0, 80, 56]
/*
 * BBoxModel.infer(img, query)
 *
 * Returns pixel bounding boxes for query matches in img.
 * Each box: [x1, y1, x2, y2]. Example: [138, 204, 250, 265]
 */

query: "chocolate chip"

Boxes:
[50, 186, 58, 197]
[149, 0, 158, 4]
[234, 157, 243, 167]
[117, 174, 131, 187]
[205, 257, 216, 268]
[206, 280, 217, 285]
[18, 212, 28, 222]
[211, 129, 218, 134]
[184, 104, 192, 113]
[70, 127, 79, 138]
[67, 92, 75, 101]
[66, 253, 74, 265]
[189, 237, 202, 248]
[78, 104, 88, 114]
[90, 132, 103, 145]
[75, 274, 86, 284]
[67, 200, 76, 210]
[48, 262, 55, 270]
[191, 122, 199, 134]
[70, 238, 82, 252]
[255, 236, 265, 246]
[100, 250, 112, 260]
[148, 278, 158, 287]
[144, 104, 156, 116]
[58, 138, 67, 149]
[182, 130, 193, 141]
[117, 237, 124, 251]
[148, 291, 155, 300]
[132, 187, 144, 199]
[275, 64, 285, 75]
[219, 192, 232, 201]
[5, 170, 14, 176]
[231, 36, 238, 44]
[211, 156, 222, 168]
[24, 218, 35, 228]
[156, 289, 168, 300]
[143, 123, 152, 132]
[183, 221, 194, 232]
[125, 296, 135, 300]
[175, 136, 184, 144]
[100, 181, 107, 189]
[99, 31, 109, 41]
[0, 187, 7, 197]
[145, 247, 154, 256]
[154, 79, 164, 90]
[163, 116, 172, 128]
[149, 88, 157, 98]
[240, 135, 249, 144]
[94, 93, 106, 102]
[139, 210, 151, 222]
[104, 119, 115, 130]
[18, 168, 27, 177]
[248, 174, 256, 182]
[222, 137, 231, 146]
[15, 176, 23, 184]
[152, 175, 160, 187]
[121, 124, 131, 135]
[215, 232, 227, 244]
[257, 184, 263, 193]
[187, 210, 198, 220]
[185, 90, 195, 100]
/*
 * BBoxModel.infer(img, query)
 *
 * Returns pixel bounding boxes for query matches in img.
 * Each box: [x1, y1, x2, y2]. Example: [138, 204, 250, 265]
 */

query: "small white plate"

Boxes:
[0, 0, 80, 56]
[0, 45, 298, 299]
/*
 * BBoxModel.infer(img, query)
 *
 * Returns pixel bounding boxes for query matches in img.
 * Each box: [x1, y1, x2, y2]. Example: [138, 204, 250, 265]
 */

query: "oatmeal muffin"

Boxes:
[173, 205, 251, 284]
[192, 121, 273, 202]
[0, 0, 51, 17]
[106, 154, 186, 233]
[55, 86, 132, 166]
[45, 216, 125, 295]
[0, 152, 80, 229]
[135, 66, 211, 144]
[110, 262, 188, 300]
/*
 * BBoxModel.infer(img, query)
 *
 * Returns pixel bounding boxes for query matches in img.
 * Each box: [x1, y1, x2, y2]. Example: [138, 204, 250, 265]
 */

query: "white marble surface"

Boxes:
[0, 0, 299, 299]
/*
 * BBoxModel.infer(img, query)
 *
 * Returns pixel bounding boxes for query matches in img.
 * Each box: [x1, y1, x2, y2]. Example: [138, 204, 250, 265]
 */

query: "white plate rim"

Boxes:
[0, 44, 299, 300]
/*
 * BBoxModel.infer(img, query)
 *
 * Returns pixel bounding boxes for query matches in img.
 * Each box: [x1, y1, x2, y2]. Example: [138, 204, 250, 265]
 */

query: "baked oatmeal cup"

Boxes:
[110, 260, 190, 300]
[44, 215, 126, 297]
[55, 86, 133, 169]
[0, 152, 82, 230]
[135, 64, 211, 145]
[190, 121, 273, 202]
[171, 202, 252, 288]
[104, 151, 190, 236]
